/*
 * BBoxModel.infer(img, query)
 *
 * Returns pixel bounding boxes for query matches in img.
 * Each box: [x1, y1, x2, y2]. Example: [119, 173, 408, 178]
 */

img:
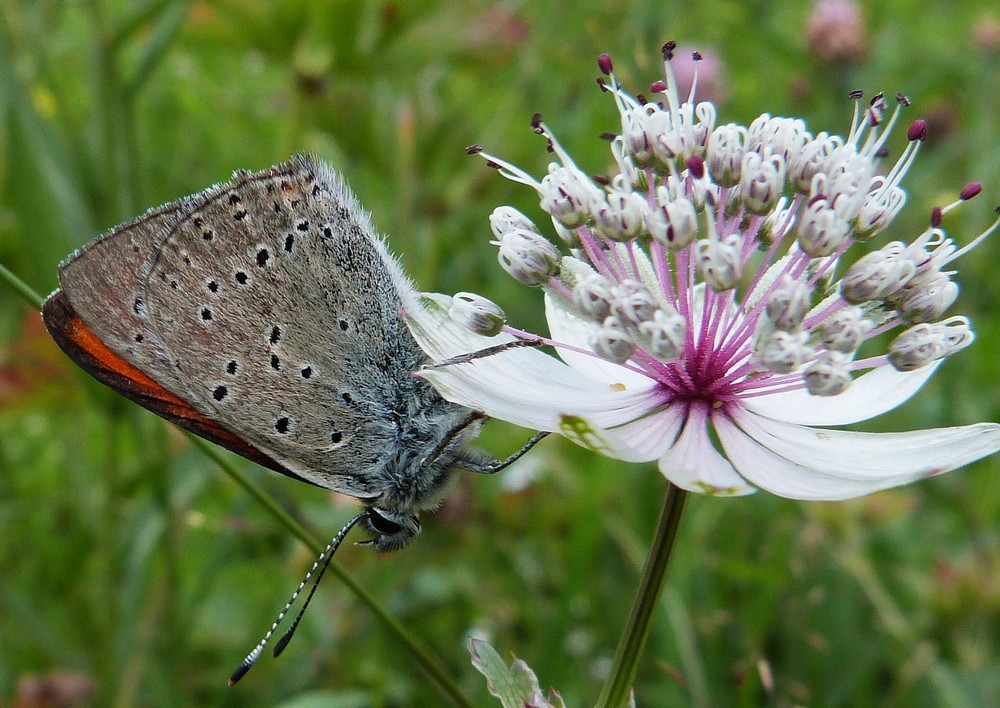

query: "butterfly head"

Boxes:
[361, 506, 422, 552]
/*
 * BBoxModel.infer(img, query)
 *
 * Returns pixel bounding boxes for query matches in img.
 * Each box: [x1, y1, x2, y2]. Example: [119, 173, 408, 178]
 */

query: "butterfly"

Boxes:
[42, 155, 544, 681]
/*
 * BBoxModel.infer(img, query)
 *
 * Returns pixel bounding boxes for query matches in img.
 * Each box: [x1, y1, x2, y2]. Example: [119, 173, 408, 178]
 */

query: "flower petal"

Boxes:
[556, 414, 660, 462]
[714, 407, 1000, 500]
[608, 405, 687, 461]
[408, 293, 662, 431]
[714, 417, 913, 499]
[741, 361, 941, 426]
[737, 408, 1000, 479]
[656, 404, 756, 495]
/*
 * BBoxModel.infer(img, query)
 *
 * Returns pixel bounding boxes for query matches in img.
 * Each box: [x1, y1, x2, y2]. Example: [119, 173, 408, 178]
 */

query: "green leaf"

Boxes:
[469, 637, 565, 708]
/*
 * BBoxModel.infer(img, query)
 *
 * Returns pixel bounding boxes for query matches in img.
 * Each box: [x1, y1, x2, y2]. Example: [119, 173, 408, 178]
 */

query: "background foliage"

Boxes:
[2, 1, 1000, 705]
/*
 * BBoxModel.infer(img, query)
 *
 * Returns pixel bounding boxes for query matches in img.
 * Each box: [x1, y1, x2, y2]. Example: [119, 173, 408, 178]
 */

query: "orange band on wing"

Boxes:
[59, 306, 191, 407]
[42, 290, 307, 482]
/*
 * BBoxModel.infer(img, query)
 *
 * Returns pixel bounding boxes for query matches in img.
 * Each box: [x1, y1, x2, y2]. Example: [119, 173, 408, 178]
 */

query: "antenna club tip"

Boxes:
[229, 663, 251, 686]
[274, 629, 294, 658]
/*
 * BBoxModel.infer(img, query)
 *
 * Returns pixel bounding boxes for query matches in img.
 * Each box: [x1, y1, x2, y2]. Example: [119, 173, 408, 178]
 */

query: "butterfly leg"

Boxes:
[458, 430, 549, 475]
[421, 338, 542, 370]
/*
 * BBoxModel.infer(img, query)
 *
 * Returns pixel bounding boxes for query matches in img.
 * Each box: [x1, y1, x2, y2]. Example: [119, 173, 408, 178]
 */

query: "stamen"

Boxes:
[597, 53, 614, 76]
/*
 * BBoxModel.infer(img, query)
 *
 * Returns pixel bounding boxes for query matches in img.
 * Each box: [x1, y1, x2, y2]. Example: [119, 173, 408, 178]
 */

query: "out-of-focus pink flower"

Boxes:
[807, 0, 868, 65]
[973, 14, 1000, 54]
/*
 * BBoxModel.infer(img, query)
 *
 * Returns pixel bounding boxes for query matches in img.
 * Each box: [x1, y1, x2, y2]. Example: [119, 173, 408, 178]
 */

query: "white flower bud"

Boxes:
[857, 183, 907, 239]
[760, 330, 811, 374]
[818, 307, 872, 354]
[449, 292, 506, 336]
[590, 316, 636, 364]
[804, 350, 853, 396]
[647, 190, 699, 249]
[888, 317, 974, 371]
[819, 144, 875, 223]
[647, 101, 713, 170]
[495, 229, 561, 286]
[489, 206, 538, 238]
[896, 271, 958, 323]
[840, 245, 915, 304]
[765, 275, 813, 330]
[610, 279, 659, 332]
[787, 132, 842, 194]
[572, 272, 614, 322]
[706, 123, 747, 187]
[696, 235, 743, 291]
[539, 164, 604, 228]
[740, 151, 786, 214]
[635, 307, 686, 362]
[797, 197, 851, 257]
[747, 115, 809, 165]
[592, 189, 650, 242]
[621, 105, 656, 168]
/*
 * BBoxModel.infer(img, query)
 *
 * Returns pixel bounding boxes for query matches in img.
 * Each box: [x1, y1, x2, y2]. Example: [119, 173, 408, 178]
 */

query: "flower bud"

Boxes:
[539, 164, 604, 228]
[622, 106, 656, 168]
[591, 316, 636, 364]
[610, 279, 659, 333]
[449, 292, 506, 336]
[840, 245, 914, 304]
[490, 206, 538, 238]
[573, 272, 614, 322]
[787, 133, 840, 194]
[888, 317, 974, 371]
[696, 235, 743, 291]
[804, 350, 853, 396]
[818, 306, 872, 354]
[592, 189, 650, 242]
[765, 275, 813, 330]
[797, 198, 850, 257]
[857, 184, 906, 239]
[635, 307, 686, 362]
[496, 229, 561, 286]
[647, 189, 699, 249]
[740, 151, 786, 214]
[896, 271, 958, 323]
[760, 330, 811, 374]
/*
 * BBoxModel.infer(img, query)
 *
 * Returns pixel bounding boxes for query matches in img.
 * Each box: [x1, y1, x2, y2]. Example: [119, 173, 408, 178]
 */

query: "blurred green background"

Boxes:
[2, 1, 1000, 705]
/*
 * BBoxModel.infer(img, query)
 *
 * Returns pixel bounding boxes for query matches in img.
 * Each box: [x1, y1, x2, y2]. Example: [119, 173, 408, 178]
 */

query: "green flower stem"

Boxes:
[597, 482, 688, 708]
[0, 270, 473, 708]
[0, 262, 45, 310]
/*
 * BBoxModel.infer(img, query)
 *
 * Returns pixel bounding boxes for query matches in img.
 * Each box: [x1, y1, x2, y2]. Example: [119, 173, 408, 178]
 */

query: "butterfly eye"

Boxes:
[367, 508, 404, 536]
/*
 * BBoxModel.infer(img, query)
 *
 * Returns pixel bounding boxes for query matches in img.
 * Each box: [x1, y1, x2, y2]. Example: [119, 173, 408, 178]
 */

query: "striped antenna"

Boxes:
[228, 510, 368, 685]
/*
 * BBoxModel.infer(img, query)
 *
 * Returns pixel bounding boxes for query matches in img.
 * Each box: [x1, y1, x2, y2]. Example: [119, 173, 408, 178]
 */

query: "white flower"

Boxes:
[406, 45, 1000, 500]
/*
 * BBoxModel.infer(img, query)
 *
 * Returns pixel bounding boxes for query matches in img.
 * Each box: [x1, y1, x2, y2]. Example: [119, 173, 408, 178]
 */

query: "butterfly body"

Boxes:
[43, 155, 492, 550]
